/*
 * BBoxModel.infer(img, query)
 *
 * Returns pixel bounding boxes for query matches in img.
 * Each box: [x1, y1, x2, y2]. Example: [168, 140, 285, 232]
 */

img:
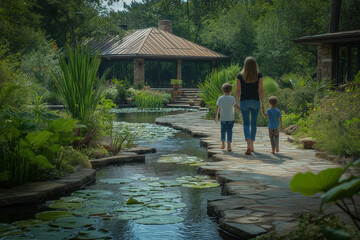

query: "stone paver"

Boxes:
[156, 111, 360, 239]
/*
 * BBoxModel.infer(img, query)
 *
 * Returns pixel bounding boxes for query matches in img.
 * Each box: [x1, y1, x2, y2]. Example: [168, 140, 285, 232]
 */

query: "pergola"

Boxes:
[293, 30, 360, 85]
[87, 20, 229, 86]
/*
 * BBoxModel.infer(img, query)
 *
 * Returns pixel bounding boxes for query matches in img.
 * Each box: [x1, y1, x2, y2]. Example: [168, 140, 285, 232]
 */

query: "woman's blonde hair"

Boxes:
[240, 56, 259, 83]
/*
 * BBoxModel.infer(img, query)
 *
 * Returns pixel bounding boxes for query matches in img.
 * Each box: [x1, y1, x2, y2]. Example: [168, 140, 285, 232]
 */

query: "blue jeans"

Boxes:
[240, 100, 260, 142]
[221, 121, 234, 143]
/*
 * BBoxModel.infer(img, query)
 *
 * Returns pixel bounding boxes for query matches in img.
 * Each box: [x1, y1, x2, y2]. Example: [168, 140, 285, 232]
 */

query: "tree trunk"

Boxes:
[329, 0, 342, 33]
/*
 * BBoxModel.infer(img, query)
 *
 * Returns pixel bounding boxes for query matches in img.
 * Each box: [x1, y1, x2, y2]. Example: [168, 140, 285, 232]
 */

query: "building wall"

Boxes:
[134, 58, 145, 86]
[317, 44, 333, 80]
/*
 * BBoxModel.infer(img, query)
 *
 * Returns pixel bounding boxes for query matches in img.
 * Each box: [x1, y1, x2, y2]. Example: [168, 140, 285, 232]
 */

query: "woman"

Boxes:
[235, 57, 265, 155]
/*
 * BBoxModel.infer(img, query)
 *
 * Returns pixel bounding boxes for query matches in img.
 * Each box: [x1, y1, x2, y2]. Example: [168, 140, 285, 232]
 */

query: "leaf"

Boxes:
[25, 131, 53, 149]
[126, 197, 141, 204]
[321, 179, 360, 203]
[323, 227, 351, 240]
[49, 118, 78, 133]
[289, 168, 343, 196]
[33, 154, 54, 170]
[50, 216, 96, 229]
[35, 211, 73, 221]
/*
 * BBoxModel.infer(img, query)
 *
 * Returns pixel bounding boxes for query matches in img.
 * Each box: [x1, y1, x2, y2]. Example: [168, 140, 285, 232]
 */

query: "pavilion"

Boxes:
[87, 20, 229, 87]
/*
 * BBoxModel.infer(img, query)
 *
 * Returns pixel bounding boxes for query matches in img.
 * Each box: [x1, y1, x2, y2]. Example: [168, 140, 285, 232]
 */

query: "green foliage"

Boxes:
[198, 64, 240, 115]
[109, 126, 138, 155]
[276, 88, 318, 116]
[297, 90, 360, 156]
[0, 109, 79, 188]
[52, 45, 109, 127]
[290, 159, 360, 232]
[170, 79, 182, 85]
[134, 90, 164, 109]
[57, 146, 91, 171]
[262, 76, 278, 95]
[113, 78, 131, 104]
[256, 213, 356, 240]
[282, 113, 302, 128]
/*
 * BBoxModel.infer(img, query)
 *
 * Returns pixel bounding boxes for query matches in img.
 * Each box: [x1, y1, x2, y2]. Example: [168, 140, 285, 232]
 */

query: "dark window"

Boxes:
[337, 45, 360, 85]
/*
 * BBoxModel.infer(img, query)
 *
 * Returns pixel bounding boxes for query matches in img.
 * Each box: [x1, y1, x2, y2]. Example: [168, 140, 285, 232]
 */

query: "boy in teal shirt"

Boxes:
[264, 96, 282, 154]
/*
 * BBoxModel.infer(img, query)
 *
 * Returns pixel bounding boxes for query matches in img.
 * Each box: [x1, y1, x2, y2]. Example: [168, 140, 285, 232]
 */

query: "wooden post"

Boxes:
[212, 60, 216, 72]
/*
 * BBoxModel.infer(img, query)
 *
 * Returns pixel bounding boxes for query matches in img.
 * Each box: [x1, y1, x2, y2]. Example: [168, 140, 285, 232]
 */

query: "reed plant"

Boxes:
[51, 45, 109, 126]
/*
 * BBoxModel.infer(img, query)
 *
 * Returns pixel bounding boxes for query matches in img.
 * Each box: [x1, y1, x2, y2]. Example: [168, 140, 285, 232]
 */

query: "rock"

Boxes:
[299, 137, 316, 149]
[219, 222, 267, 239]
[284, 125, 298, 135]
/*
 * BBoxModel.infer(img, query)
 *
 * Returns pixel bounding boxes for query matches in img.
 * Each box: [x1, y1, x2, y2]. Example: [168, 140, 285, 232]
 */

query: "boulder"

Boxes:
[284, 125, 298, 135]
[299, 137, 316, 149]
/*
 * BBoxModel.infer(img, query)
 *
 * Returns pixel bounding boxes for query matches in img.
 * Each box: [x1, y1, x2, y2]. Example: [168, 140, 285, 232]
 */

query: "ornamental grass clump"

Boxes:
[134, 90, 164, 109]
[51, 45, 109, 126]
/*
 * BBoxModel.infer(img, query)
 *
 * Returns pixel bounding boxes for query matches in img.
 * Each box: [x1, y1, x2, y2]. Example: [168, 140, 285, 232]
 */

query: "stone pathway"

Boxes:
[155, 111, 359, 239]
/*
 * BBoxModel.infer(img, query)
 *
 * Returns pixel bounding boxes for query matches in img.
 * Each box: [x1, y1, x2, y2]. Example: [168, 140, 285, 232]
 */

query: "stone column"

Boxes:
[317, 44, 333, 80]
[177, 60, 182, 80]
[133, 58, 145, 86]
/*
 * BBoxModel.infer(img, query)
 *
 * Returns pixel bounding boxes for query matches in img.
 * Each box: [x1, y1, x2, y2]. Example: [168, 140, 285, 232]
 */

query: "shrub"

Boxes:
[276, 87, 318, 116]
[113, 78, 131, 104]
[170, 79, 182, 85]
[263, 76, 278, 95]
[298, 89, 360, 156]
[282, 112, 302, 128]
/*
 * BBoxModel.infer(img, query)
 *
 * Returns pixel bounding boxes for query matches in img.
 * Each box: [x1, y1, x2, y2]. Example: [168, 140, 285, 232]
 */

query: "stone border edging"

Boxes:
[0, 168, 96, 208]
[0, 147, 155, 208]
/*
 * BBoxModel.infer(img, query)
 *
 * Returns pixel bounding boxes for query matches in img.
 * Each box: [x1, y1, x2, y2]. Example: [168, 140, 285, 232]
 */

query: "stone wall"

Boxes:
[317, 44, 333, 80]
[133, 58, 145, 85]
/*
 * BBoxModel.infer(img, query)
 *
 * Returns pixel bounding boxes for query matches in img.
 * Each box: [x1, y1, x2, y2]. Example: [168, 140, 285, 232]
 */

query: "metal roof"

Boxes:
[293, 30, 360, 45]
[86, 28, 229, 60]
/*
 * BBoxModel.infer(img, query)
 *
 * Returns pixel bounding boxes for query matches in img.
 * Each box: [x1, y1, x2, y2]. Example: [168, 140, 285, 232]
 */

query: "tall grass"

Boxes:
[134, 90, 163, 109]
[51, 45, 109, 125]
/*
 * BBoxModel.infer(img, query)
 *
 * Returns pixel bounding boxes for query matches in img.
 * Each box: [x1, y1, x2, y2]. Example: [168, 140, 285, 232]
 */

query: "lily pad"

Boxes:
[139, 177, 159, 181]
[35, 211, 73, 221]
[13, 219, 48, 228]
[72, 189, 113, 198]
[50, 217, 96, 229]
[77, 228, 111, 239]
[135, 215, 184, 225]
[60, 196, 87, 203]
[99, 178, 133, 184]
[139, 209, 176, 216]
[25, 225, 72, 240]
[158, 154, 205, 166]
[118, 213, 144, 220]
[86, 199, 117, 207]
[0, 224, 22, 238]
[182, 182, 220, 188]
[122, 191, 147, 197]
[72, 207, 109, 216]
[147, 182, 164, 187]
[115, 206, 144, 212]
[150, 192, 180, 199]
[148, 201, 186, 209]
[158, 180, 182, 187]
[48, 200, 85, 209]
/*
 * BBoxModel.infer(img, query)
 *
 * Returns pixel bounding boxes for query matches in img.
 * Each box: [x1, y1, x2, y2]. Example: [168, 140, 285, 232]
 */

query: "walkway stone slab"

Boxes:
[155, 111, 359, 239]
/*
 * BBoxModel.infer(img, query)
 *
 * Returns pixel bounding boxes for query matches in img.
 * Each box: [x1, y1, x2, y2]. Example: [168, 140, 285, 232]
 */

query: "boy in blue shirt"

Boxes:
[264, 96, 283, 154]
[215, 83, 240, 152]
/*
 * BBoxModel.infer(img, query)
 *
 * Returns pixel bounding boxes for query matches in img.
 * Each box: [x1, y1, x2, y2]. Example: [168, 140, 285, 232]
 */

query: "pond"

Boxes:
[0, 108, 227, 240]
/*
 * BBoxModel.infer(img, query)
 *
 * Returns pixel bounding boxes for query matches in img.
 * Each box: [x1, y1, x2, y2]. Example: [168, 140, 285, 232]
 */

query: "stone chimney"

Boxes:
[158, 20, 172, 33]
